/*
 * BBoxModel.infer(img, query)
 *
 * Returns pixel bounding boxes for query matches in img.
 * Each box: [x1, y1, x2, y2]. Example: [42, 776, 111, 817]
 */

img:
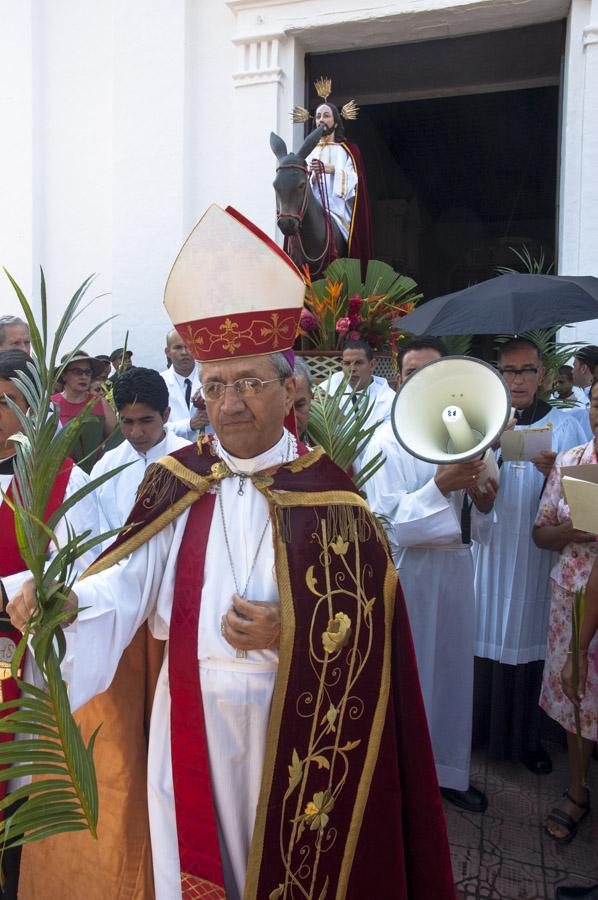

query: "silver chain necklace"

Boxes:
[218, 487, 271, 659]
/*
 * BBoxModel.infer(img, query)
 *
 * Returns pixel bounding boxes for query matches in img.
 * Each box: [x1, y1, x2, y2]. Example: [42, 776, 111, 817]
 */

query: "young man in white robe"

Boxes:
[363, 337, 498, 813]
[8, 205, 456, 900]
[473, 338, 586, 773]
[160, 329, 208, 441]
[91, 366, 191, 541]
[324, 339, 396, 471]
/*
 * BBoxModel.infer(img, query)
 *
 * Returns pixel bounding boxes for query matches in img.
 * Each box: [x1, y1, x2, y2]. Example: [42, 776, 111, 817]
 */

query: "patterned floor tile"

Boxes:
[477, 857, 549, 900]
[446, 743, 598, 900]
[482, 814, 543, 867]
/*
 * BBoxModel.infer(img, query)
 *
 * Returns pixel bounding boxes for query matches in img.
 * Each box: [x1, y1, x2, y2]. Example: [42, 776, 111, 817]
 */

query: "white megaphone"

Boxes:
[391, 356, 511, 490]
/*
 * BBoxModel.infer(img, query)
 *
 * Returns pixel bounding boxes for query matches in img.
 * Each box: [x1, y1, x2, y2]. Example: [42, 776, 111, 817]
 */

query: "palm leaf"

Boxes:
[0, 269, 127, 865]
[307, 373, 386, 491]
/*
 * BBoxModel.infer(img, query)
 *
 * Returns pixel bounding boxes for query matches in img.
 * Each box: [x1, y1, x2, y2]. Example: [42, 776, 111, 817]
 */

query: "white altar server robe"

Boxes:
[62, 430, 298, 900]
[324, 372, 395, 471]
[474, 408, 586, 665]
[90, 428, 190, 546]
[159, 364, 202, 441]
[363, 421, 494, 790]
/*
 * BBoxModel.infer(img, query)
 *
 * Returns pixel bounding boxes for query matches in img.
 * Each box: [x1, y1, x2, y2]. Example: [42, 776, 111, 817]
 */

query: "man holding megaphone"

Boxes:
[363, 337, 503, 813]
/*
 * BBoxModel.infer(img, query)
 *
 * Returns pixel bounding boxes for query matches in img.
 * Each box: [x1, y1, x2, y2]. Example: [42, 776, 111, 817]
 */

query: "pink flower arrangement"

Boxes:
[348, 294, 362, 313]
[335, 317, 351, 335]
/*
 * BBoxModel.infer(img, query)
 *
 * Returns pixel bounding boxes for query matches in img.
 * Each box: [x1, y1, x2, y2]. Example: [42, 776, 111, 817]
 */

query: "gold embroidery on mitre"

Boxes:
[179, 311, 298, 358]
[180, 872, 225, 899]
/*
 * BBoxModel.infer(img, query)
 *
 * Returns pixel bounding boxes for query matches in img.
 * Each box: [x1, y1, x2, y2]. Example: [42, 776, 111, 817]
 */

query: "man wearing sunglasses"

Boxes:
[473, 338, 585, 775]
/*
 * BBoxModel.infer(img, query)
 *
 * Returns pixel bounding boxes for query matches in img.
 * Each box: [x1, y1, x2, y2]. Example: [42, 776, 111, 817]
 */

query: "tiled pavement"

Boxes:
[447, 740, 598, 899]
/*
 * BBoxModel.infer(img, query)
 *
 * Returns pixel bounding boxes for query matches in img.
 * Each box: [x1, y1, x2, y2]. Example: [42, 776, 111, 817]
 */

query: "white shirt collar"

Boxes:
[215, 428, 297, 476]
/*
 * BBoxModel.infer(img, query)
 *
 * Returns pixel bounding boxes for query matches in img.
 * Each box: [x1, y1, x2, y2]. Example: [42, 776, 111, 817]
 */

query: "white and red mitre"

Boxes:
[164, 204, 305, 362]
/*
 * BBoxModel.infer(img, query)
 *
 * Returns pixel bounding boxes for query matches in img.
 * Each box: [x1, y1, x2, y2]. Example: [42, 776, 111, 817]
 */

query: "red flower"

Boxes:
[348, 330, 361, 341]
[300, 309, 319, 331]
[348, 294, 362, 313]
[336, 317, 351, 335]
[348, 313, 361, 327]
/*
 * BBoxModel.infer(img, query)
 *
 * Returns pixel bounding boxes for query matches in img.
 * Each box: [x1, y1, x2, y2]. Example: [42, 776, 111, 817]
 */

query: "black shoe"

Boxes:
[440, 785, 488, 813]
[522, 746, 552, 775]
[556, 888, 598, 900]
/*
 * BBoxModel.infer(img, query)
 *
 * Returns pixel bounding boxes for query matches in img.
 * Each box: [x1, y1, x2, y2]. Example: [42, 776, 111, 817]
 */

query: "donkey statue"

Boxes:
[271, 125, 347, 276]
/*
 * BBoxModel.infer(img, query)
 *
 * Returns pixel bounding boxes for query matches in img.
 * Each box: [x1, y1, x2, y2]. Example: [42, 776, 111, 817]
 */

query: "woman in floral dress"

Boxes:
[533, 379, 598, 843]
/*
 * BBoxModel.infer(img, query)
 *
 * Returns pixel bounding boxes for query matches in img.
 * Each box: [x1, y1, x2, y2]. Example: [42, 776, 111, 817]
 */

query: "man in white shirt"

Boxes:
[160, 329, 209, 441]
[324, 339, 395, 470]
[363, 337, 497, 813]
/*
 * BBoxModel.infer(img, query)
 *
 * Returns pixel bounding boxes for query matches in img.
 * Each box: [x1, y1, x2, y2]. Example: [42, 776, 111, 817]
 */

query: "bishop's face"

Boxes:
[200, 355, 295, 459]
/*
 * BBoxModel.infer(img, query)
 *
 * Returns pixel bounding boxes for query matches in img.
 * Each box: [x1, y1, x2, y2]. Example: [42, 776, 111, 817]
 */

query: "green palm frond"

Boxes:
[441, 335, 473, 357]
[307, 373, 386, 491]
[0, 269, 131, 862]
[495, 245, 554, 275]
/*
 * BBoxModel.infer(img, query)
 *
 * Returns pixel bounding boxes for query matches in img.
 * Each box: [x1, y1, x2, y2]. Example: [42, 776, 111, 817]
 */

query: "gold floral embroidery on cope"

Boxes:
[269, 518, 375, 900]
[180, 311, 297, 356]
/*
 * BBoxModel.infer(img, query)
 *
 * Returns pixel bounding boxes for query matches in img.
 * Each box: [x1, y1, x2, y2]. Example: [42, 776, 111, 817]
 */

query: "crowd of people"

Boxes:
[1, 282, 597, 899]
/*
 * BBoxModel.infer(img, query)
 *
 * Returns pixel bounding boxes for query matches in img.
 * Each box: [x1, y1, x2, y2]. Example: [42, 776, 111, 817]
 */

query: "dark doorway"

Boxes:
[305, 22, 563, 300]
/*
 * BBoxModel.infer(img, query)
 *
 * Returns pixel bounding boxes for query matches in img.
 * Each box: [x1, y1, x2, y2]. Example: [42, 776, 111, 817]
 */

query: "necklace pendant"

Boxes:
[236, 648, 248, 660]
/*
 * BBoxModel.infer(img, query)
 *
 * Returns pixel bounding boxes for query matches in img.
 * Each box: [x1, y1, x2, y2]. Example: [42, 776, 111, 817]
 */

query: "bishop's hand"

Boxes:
[221, 594, 280, 652]
[7, 577, 78, 632]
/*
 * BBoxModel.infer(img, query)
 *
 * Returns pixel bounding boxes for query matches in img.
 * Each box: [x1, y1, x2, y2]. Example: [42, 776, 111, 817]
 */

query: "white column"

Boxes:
[110, 0, 187, 368]
[559, 0, 598, 344]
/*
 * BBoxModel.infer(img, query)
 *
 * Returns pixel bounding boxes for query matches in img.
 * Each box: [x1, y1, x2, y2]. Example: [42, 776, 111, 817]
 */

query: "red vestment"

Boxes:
[86, 441, 456, 899]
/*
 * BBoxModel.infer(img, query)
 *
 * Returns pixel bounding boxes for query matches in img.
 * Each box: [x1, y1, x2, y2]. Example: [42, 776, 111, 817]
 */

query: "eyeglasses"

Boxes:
[199, 377, 280, 402]
[67, 367, 92, 377]
[497, 367, 539, 380]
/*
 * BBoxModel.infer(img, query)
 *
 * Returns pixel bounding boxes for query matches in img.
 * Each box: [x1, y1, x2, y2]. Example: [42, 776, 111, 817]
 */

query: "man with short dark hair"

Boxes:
[363, 338, 496, 813]
[473, 338, 586, 772]
[0, 316, 31, 354]
[324, 338, 395, 470]
[160, 329, 208, 440]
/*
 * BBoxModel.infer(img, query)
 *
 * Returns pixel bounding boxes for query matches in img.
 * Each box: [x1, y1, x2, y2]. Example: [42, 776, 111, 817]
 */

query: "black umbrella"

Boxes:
[396, 273, 598, 335]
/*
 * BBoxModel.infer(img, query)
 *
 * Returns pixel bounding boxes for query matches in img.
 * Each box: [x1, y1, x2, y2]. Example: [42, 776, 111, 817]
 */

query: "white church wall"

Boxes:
[2, 0, 597, 362]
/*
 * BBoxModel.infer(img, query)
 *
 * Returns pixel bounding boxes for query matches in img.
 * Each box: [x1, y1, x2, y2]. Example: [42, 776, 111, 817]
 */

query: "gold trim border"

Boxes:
[335, 558, 397, 898]
[81, 489, 201, 579]
[244, 525, 296, 899]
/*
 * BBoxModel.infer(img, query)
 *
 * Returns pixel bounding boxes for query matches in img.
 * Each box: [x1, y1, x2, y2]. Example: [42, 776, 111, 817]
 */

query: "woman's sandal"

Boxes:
[545, 789, 590, 845]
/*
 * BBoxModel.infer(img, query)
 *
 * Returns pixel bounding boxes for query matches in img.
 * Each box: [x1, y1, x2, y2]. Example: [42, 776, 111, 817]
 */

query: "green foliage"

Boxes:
[301, 258, 421, 353]
[496, 244, 554, 276]
[0, 270, 132, 862]
[441, 335, 473, 357]
[307, 372, 386, 491]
